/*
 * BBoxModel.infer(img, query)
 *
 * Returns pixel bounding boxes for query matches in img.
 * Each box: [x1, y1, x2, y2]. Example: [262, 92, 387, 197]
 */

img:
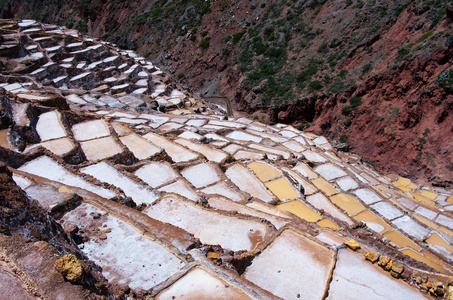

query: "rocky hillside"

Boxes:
[2, 0, 453, 185]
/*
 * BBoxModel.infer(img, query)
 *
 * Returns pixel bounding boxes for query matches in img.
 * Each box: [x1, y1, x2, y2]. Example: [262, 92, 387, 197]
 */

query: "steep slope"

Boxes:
[2, 0, 452, 185]
[1, 18, 453, 299]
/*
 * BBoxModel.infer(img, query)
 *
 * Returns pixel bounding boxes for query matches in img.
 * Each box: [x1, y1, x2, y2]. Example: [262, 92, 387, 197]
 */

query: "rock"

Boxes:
[207, 252, 220, 261]
[54, 254, 83, 283]
[445, 286, 453, 300]
[377, 255, 391, 270]
[99, 232, 107, 240]
[58, 186, 71, 193]
[447, 3, 453, 21]
[365, 251, 380, 263]
[390, 261, 404, 278]
[64, 224, 78, 235]
[344, 239, 361, 251]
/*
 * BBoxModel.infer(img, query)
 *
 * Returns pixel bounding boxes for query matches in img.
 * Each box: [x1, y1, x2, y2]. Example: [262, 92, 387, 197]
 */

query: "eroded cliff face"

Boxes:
[2, 0, 453, 184]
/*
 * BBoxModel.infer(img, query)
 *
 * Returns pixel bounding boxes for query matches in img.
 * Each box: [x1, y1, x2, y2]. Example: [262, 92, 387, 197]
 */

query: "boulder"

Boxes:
[54, 254, 83, 283]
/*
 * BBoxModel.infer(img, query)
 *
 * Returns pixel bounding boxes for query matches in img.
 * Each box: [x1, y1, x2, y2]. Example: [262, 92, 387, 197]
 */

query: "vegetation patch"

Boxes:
[342, 96, 363, 115]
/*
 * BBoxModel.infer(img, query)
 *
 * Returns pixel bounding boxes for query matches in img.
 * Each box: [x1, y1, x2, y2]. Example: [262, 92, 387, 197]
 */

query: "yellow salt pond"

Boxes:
[277, 200, 321, 223]
[317, 219, 340, 230]
[412, 192, 436, 208]
[396, 177, 411, 186]
[413, 214, 438, 229]
[426, 233, 453, 260]
[421, 190, 438, 200]
[329, 193, 365, 216]
[265, 177, 299, 201]
[311, 178, 338, 196]
[448, 196, 453, 205]
[439, 226, 453, 237]
[392, 181, 412, 192]
[401, 248, 450, 274]
[293, 163, 318, 179]
[353, 210, 392, 234]
[384, 230, 421, 251]
[396, 177, 418, 190]
[248, 161, 282, 182]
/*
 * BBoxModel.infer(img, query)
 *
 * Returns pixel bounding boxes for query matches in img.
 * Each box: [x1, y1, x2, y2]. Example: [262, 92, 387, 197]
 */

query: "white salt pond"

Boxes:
[336, 176, 359, 191]
[244, 230, 335, 300]
[314, 163, 347, 181]
[18, 156, 116, 199]
[134, 162, 178, 188]
[39, 137, 75, 156]
[392, 215, 430, 240]
[143, 132, 199, 163]
[72, 119, 110, 141]
[370, 201, 405, 220]
[144, 196, 272, 251]
[175, 139, 228, 164]
[36, 111, 67, 141]
[80, 136, 123, 161]
[225, 131, 262, 143]
[306, 193, 353, 225]
[326, 249, 429, 300]
[225, 164, 274, 203]
[156, 267, 251, 299]
[354, 188, 383, 205]
[119, 134, 161, 160]
[61, 203, 185, 290]
[181, 163, 220, 188]
[200, 182, 243, 202]
[159, 180, 198, 201]
[81, 162, 159, 205]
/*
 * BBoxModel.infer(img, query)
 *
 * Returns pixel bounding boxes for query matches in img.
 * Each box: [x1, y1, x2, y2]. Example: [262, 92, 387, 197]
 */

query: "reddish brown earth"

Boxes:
[2, 0, 453, 185]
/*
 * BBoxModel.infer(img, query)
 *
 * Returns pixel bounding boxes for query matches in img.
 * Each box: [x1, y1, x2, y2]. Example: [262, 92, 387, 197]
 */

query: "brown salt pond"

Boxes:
[0, 129, 12, 150]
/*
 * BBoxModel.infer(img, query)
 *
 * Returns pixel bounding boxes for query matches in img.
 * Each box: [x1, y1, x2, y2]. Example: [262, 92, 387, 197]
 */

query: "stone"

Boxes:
[344, 239, 361, 251]
[54, 254, 83, 283]
[391, 262, 404, 276]
[207, 252, 221, 261]
[64, 224, 78, 235]
[447, 286, 453, 300]
[377, 255, 391, 270]
[99, 232, 107, 240]
[365, 251, 380, 263]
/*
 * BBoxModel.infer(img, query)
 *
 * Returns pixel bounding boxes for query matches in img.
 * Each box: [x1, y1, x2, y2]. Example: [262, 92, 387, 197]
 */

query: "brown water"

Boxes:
[0, 129, 12, 150]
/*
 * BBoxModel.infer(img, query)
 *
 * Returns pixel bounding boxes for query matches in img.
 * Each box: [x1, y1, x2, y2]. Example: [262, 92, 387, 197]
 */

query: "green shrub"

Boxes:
[264, 26, 275, 40]
[342, 96, 363, 115]
[418, 31, 433, 42]
[317, 41, 328, 53]
[199, 37, 211, 49]
[339, 134, 348, 143]
[201, 30, 209, 37]
[349, 96, 363, 107]
[307, 80, 323, 93]
[297, 59, 321, 85]
[329, 80, 346, 93]
[339, 69, 348, 78]
[232, 31, 246, 44]
[435, 70, 453, 87]
[362, 63, 372, 74]
[342, 105, 353, 115]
